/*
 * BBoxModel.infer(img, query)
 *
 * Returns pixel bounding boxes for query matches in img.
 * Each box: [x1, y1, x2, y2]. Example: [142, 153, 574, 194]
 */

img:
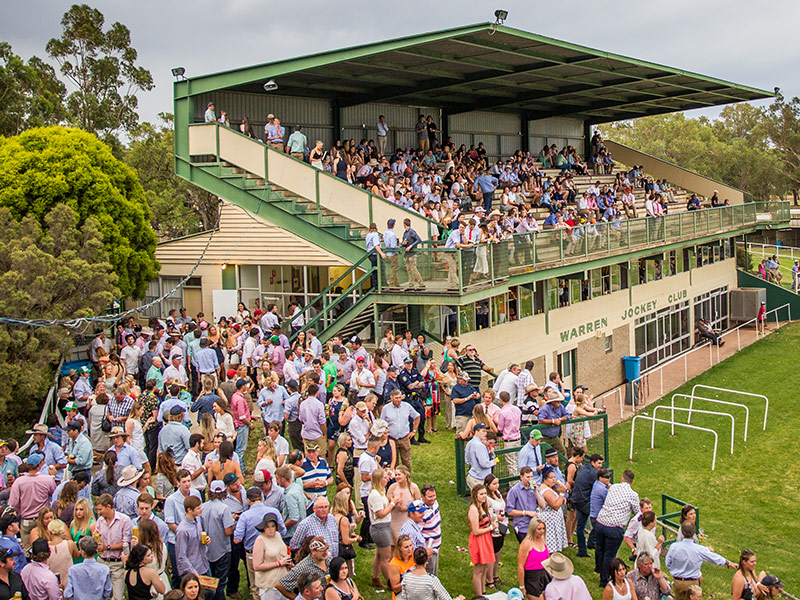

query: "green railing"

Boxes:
[186, 122, 441, 242]
[453, 413, 609, 497]
[659, 494, 700, 546]
[281, 252, 376, 343]
[373, 202, 790, 295]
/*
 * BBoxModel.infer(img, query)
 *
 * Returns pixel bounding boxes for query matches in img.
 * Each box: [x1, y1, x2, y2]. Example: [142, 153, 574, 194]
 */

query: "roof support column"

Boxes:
[583, 120, 592, 161]
[521, 114, 529, 153]
[333, 99, 342, 143]
[441, 107, 449, 146]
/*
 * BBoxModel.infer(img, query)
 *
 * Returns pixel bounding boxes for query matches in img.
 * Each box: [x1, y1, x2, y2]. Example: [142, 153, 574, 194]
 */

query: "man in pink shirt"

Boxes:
[269, 335, 287, 381]
[542, 553, 592, 600]
[496, 391, 522, 476]
[230, 378, 252, 463]
[8, 454, 56, 548]
[95, 493, 132, 600]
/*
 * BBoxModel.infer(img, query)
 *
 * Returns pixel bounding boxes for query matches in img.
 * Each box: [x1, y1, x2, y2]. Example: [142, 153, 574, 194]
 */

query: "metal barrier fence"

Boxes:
[453, 413, 609, 497]
[659, 493, 700, 544]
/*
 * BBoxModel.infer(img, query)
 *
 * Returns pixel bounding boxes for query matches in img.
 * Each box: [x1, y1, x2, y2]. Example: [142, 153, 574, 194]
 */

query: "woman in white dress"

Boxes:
[471, 223, 490, 283]
[213, 398, 236, 441]
[125, 401, 148, 469]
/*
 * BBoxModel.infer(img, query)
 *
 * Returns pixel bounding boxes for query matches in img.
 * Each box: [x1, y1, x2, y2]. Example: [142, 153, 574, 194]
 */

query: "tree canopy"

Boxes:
[0, 127, 159, 298]
[45, 3, 153, 136]
[0, 204, 117, 419]
[127, 114, 221, 238]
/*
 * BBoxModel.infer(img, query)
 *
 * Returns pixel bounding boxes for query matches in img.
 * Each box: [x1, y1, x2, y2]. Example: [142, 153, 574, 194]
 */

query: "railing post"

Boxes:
[626, 219, 631, 248]
[264, 146, 269, 181]
[559, 233, 564, 262]
[458, 250, 464, 295]
[215, 123, 220, 163]
[532, 233, 537, 267]
[315, 169, 320, 210]
[489, 243, 495, 285]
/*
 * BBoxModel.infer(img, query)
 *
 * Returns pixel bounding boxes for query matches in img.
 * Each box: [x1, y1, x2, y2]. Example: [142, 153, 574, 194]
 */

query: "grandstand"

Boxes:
[162, 22, 791, 394]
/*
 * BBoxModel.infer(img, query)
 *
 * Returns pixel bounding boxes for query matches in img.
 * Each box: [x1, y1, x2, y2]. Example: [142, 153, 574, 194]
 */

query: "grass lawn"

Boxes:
[239, 323, 799, 599]
[745, 244, 800, 291]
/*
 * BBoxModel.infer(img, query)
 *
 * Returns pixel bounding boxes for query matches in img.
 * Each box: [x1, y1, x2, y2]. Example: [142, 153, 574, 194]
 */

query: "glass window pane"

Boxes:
[491, 294, 508, 327]
[459, 304, 475, 334]
[519, 284, 533, 319]
[239, 265, 258, 289]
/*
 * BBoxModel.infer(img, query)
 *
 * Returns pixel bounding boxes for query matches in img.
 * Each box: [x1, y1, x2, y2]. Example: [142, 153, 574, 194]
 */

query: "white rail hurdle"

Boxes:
[652, 405, 736, 454]
[690, 385, 769, 430]
[630, 415, 719, 470]
[672, 393, 751, 441]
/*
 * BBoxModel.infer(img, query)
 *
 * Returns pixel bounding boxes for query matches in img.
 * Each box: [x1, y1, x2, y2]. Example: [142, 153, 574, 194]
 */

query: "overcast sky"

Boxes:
[3, 0, 798, 127]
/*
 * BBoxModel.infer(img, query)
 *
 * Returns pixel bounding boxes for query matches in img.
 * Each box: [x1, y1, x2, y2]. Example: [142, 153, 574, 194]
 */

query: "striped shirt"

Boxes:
[300, 458, 332, 504]
[420, 501, 442, 551]
[399, 518, 425, 549]
[398, 572, 452, 600]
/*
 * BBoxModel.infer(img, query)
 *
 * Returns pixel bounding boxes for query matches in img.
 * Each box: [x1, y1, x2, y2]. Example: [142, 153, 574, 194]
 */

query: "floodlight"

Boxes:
[171, 66, 186, 80]
[263, 79, 278, 92]
[494, 9, 508, 22]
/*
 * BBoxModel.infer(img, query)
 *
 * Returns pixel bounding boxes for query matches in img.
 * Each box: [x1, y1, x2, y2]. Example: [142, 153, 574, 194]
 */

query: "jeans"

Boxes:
[595, 522, 624, 586]
[209, 552, 231, 600]
[227, 540, 246, 595]
[167, 542, 180, 589]
[576, 508, 590, 555]
[235, 425, 250, 463]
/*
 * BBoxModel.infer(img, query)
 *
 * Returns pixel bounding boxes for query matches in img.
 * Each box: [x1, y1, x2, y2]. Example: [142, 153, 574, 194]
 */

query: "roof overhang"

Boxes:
[176, 23, 773, 124]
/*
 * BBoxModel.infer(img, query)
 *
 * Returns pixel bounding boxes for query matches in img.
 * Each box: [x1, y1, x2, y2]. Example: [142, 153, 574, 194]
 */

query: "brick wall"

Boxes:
[576, 324, 630, 393]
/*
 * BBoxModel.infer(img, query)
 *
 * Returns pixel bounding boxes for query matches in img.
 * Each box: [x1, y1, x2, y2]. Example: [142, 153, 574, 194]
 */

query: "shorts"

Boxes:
[524, 568, 551, 597]
[370, 522, 392, 548]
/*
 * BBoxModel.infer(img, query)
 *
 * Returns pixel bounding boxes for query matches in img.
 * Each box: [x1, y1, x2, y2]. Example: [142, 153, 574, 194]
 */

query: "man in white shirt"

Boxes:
[376, 115, 389, 156]
[390, 337, 409, 370]
[162, 354, 188, 386]
[349, 357, 375, 399]
[181, 434, 207, 494]
[493, 363, 520, 398]
[242, 328, 260, 380]
[120, 334, 141, 378]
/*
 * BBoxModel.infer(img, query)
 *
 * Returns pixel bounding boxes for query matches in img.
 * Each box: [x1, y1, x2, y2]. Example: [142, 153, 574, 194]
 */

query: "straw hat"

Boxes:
[542, 553, 574, 579]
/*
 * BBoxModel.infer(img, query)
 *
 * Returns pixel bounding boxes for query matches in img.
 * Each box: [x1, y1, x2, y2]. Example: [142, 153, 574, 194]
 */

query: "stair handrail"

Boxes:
[188, 122, 442, 241]
[280, 251, 376, 341]
[297, 270, 376, 343]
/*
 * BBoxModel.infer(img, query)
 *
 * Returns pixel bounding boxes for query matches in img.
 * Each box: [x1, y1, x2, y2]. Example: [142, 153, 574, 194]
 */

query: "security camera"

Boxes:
[263, 79, 278, 92]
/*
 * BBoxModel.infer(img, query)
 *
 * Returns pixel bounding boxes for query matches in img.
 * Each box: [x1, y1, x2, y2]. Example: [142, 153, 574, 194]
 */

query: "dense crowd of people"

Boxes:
[202, 106, 729, 259]
[0, 305, 787, 600]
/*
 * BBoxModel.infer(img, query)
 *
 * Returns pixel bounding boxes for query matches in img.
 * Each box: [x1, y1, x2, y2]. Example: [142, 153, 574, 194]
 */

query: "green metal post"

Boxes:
[489, 244, 495, 285]
[602, 412, 609, 467]
[559, 234, 564, 262]
[458, 250, 464, 295]
[626, 220, 631, 248]
[368, 194, 374, 224]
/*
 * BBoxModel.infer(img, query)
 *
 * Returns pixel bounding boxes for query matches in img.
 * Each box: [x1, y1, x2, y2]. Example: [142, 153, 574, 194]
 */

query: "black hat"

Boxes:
[761, 575, 783, 589]
[255, 513, 279, 531]
[545, 447, 559, 458]
[223, 472, 238, 486]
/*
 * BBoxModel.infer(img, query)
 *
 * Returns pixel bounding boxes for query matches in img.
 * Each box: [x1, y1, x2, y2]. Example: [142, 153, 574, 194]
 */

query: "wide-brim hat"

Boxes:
[117, 465, 144, 487]
[107, 426, 130, 439]
[167, 378, 187, 388]
[542, 552, 574, 579]
[25, 424, 48, 435]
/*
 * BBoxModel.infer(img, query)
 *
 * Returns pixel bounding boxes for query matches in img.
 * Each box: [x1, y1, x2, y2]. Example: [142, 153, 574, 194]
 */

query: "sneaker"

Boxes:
[410, 439, 420, 446]
[419, 438, 431, 444]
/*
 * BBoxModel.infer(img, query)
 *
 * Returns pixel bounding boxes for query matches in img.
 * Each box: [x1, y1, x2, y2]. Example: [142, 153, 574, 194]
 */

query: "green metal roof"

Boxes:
[177, 22, 773, 124]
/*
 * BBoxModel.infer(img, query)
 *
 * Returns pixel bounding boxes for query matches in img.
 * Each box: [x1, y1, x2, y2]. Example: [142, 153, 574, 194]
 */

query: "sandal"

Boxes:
[486, 582, 498, 590]
[370, 579, 382, 588]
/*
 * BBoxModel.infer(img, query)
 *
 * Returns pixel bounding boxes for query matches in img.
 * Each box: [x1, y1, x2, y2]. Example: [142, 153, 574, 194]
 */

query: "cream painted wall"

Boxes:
[158, 263, 223, 318]
[458, 258, 738, 376]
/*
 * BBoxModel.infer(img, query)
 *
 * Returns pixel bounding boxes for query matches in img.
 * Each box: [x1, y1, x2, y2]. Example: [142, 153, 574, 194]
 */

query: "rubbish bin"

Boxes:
[621, 356, 642, 382]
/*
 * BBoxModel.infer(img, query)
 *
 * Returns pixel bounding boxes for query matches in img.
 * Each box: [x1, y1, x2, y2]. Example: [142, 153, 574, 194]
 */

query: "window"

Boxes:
[693, 286, 729, 333]
[634, 300, 691, 370]
[605, 334, 613, 352]
[459, 303, 476, 334]
[491, 294, 508, 327]
[518, 284, 533, 319]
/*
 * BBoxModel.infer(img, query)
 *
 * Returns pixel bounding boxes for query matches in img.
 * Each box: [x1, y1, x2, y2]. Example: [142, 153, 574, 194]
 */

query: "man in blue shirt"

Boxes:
[665, 521, 736, 600]
[26, 424, 67, 482]
[266, 116, 286, 151]
[0, 514, 26, 573]
[380, 389, 420, 469]
[204, 102, 216, 123]
[443, 222, 473, 289]
[451, 371, 480, 433]
[474, 171, 499, 212]
[383, 219, 400, 288]
[518, 429, 545, 484]
[164, 469, 203, 587]
[365, 223, 386, 289]
[397, 358, 428, 445]
[464, 424, 494, 489]
[234, 487, 286, 599]
[258, 380, 289, 432]
[195, 338, 220, 382]
[537, 392, 569, 455]
[543, 211, 560, 227]
[590, 468, 611, 524]
[64, 537, 112, 600]
[65, 420, 93, 475]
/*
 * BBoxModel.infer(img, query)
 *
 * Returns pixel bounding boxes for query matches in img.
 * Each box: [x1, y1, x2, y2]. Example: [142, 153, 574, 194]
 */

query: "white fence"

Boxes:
[629, 415, 719, 470]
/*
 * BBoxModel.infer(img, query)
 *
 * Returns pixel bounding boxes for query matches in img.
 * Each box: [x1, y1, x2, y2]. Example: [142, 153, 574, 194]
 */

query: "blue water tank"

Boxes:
[622, 356, 642, 382]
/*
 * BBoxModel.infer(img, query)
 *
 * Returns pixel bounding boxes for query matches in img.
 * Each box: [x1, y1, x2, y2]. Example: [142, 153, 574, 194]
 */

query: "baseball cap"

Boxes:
[169, 405, 185, 416]
[530, 430, 543, 440]
[236, 378, 249, 389]
[227, 369, 237, 379]
[407, 500, 427, 513]
[63, 401, 78, 411]
[66, 420, 83, 432]
[403, 357, 413, 364]
[575, 385, 589, 391]
[473, 423, 488, 432]
[26, 454, 44, 467]
[457, 371, 470, 381]
[253, 469, 272, 484]
[350, 336, 362, 345]
[31, 538, 50, 555]
[209, 480, 225, 494]
[355, 401, 368, 411]
[223, 472, 238, 486]
[355, 356, 365, 363]
[761, 575, 783, 589]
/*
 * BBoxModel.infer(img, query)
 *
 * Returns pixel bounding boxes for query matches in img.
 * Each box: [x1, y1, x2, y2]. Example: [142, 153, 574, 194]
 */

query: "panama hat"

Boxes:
[542, 553, 574, 580]
[117, 465, 144, 487]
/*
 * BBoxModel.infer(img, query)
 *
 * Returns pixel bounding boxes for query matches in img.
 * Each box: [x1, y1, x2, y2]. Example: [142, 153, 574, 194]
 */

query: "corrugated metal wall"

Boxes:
[449, 111, 522, 161]
[529, 117, 585, 155]
[341, 103, 441, 151]
[193, 92, 334, 146]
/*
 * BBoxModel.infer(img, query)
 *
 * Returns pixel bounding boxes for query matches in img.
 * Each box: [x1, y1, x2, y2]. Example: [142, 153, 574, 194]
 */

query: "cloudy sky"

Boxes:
[3, 0, 798, 126]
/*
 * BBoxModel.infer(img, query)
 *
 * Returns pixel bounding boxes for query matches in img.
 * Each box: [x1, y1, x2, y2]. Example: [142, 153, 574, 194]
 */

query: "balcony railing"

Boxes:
[374, 201, 790, 294]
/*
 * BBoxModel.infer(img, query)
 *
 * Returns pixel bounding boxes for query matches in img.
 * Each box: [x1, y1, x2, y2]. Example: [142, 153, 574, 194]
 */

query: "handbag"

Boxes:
[100, 406, 113, 433]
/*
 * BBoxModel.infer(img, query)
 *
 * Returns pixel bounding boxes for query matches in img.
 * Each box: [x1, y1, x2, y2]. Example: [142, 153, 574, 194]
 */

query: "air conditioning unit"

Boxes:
[729, 288, 766, 322]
